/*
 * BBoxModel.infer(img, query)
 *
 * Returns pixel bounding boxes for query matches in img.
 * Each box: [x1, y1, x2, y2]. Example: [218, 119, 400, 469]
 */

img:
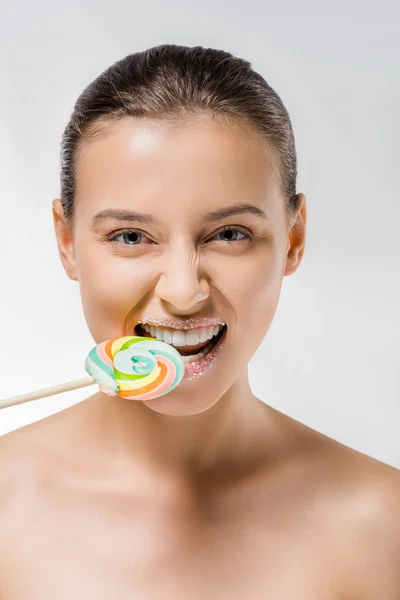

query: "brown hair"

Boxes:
[60, 44, 299, 224]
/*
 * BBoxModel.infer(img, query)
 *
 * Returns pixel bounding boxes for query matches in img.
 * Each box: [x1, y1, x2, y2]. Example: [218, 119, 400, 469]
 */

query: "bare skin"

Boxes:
[0, 396, 399, 599]
[1, 115, 399, 598]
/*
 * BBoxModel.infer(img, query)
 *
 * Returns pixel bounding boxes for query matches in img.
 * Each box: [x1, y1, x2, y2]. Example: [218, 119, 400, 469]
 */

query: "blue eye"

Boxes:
[214, 228, 248, 242]
[110, 230, 151, 245]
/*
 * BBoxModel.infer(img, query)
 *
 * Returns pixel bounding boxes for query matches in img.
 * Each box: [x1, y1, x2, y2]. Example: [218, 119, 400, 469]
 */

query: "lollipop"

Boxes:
[85, 336, 184, 400]
[0, 336, 185, 410]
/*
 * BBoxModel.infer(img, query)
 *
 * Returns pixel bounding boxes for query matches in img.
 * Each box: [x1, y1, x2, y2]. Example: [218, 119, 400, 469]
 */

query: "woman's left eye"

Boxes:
[213, 228, 249, 242]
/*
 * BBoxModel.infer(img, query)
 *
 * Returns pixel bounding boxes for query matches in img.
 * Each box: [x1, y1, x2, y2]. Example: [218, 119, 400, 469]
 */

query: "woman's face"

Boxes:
[53, 115, 306, 416]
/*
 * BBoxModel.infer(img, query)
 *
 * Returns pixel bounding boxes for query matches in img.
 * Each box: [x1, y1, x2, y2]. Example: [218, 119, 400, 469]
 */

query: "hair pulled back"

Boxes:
[60, 44, 299, 223]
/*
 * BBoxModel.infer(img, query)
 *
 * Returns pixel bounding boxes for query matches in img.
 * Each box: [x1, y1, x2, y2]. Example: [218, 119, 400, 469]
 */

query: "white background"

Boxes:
[0, 0, 398, 468]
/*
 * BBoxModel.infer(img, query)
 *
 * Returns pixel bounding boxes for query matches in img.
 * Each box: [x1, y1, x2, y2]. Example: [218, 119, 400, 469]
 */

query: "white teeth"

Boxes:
[181, 348, 208, 363]
[162, 329, 173, 344]
[198, 328, 210, 343]
[185, 330, 200, 345]
[172, 331, 186, 346]
[181, 339, 215, 363]
[140, 323, 224, 347]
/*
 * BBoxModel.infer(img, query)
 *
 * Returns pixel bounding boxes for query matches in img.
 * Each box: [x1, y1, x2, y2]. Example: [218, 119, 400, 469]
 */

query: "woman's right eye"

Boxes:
[109, 230, 152, 245]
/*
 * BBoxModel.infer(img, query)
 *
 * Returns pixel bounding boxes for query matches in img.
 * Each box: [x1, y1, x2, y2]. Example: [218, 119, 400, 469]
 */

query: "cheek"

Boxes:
[75, 243, 152, 341]
[226, 246, 285, 339]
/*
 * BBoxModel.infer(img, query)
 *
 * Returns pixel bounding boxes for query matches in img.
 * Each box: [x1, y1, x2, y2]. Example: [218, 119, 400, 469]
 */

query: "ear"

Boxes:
[52, 199, 78, 281]
[284, 193, 307, 276]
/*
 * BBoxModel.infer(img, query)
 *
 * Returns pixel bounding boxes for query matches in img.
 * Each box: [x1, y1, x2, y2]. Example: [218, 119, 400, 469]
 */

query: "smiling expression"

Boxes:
[53, 114, 306, 415]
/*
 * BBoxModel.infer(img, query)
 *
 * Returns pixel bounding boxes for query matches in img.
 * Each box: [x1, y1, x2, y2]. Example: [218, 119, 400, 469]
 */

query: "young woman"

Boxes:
[0, 44, 399, 599]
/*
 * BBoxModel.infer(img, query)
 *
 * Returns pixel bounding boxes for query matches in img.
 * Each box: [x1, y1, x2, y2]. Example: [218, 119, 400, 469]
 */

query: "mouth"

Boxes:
[134, 323, 228, 364]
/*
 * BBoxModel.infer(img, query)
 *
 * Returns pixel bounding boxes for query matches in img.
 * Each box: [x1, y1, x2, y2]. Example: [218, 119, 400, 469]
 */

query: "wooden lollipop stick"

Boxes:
[0, 377, 96, 410]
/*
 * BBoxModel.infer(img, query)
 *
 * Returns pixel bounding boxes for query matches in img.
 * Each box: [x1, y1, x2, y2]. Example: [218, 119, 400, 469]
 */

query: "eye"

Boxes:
[108, 230, 152, 245]
[212, 227, 251, 243]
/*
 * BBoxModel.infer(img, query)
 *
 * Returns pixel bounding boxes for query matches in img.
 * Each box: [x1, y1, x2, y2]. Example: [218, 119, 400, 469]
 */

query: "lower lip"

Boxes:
[182, 327, 227, 381]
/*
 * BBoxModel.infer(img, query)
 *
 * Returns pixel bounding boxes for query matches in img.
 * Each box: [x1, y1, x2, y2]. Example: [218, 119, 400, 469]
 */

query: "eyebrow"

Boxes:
[90, 202, 270, 227]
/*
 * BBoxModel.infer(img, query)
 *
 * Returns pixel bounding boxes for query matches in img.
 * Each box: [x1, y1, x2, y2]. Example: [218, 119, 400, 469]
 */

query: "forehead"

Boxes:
[74, 115, 282, 219]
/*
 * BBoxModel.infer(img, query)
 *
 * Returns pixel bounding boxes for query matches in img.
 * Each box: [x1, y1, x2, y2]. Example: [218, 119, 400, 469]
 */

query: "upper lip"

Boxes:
[136, 316, 226, 330]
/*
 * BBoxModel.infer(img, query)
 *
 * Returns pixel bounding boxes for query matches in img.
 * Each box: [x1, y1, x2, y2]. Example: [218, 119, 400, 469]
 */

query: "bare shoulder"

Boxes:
[0, 418, 63, 595]
[285, 405, 400, 520]
[0, 424, 42, 497]
[0, 419, 53, 514]
[0, 425, 40, 560]
[334, 446, 400, 600]
[275, 407, 400, 599]
[0, 403, 86, 527]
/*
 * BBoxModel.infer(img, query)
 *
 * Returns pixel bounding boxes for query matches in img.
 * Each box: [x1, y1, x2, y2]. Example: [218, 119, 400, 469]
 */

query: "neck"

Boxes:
[77, 370, 274, 490]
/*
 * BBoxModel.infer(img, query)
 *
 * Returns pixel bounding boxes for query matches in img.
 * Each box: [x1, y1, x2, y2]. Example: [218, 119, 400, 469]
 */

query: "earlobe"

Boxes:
[52, 198, 78, 281]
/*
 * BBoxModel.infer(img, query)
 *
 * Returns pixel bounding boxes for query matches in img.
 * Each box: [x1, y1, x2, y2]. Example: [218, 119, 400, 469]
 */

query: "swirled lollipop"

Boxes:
[85, 335, 184, 400]
[0, 336, 185, 410]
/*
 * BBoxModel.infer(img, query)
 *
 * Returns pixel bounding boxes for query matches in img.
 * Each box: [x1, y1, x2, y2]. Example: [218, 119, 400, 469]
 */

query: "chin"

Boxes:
[141, 397, 217, 417]
[139, 371, 229, 417]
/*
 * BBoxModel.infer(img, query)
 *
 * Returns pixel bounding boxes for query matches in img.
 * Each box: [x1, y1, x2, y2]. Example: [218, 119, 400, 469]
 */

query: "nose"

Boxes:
[154, 248, 210, 311]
